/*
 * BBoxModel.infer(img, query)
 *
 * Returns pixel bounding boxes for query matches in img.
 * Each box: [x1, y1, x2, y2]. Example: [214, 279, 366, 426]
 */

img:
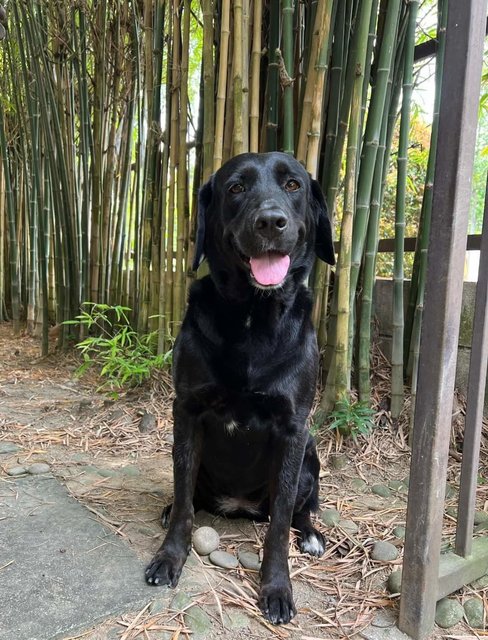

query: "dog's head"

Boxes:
[193, 152, 335, 295]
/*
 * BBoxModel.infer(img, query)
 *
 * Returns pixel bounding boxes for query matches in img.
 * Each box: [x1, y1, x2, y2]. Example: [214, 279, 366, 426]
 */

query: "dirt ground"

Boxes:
[0, 323, 487, 640]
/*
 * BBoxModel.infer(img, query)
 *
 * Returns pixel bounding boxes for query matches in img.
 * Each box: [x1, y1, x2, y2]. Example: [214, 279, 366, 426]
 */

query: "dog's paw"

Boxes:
[258, 583, 296, 625]
[299, 528, 326, 557]
[145, 550, 185, 588]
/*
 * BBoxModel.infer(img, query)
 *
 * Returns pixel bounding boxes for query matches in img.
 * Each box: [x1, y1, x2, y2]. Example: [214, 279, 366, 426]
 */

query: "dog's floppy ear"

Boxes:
[310, 178, 335, 265]
[192, 177, 213, 271]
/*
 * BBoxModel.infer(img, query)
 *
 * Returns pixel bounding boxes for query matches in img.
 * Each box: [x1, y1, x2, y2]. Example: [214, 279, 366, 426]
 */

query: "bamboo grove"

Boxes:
[0, 0, 446, 415]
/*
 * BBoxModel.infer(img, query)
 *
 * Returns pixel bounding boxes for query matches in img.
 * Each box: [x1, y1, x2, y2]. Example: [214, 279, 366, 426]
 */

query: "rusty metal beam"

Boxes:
[398, 1, 486, 638]
[455, 178, 488, 556]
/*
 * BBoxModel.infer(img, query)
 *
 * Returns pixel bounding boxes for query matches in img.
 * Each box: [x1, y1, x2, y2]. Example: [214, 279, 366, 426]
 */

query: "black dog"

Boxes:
[145, 152, 335, 625]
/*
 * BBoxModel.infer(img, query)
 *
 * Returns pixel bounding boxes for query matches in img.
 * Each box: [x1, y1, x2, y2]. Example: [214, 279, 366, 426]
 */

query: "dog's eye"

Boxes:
[229, 183, 245, 194]
[285, 179, 300, 192]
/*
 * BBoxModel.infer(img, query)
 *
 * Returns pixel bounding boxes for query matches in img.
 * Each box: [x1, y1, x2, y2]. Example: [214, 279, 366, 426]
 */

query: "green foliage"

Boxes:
[64, 303, 172, 392]
[315, 397, 375, 441]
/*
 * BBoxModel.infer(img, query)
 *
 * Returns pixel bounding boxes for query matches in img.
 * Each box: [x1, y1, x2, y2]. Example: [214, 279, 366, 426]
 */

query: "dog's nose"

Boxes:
[254, 210, 288, 238]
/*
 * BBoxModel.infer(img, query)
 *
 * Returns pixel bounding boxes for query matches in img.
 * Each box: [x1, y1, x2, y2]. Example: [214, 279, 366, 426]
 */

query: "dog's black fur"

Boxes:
[145, 152, 335, 625]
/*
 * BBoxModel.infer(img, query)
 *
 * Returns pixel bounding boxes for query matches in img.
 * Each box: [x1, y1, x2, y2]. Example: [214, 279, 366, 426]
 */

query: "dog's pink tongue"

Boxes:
[250, 252, 290, 286]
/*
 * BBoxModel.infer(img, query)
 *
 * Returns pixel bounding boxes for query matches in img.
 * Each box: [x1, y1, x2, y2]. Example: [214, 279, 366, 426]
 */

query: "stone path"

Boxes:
[0, 475, 156, 640]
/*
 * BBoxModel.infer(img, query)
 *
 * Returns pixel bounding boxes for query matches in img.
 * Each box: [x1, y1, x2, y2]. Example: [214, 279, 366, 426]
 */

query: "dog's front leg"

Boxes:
[145, 400, 202, 587]
[259, 428, 308, 625]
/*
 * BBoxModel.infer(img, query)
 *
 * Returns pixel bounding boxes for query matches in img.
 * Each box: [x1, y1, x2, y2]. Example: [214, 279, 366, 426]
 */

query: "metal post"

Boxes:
[398, 1, 486, 638]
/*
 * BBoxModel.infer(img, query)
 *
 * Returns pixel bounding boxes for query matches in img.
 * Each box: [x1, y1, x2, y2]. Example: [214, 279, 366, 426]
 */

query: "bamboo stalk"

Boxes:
[214, 0, 230, 170]
[390, 0, 419, 418]
[348, 0, 402, 308]
[282, 0, 295, 155]
[202, 0, 215, 180]
[173, 0, 191, 329]
[324, 0, 375, 408]
[249, 0, 262, 153]
[265, 0, 280, 151]
[233, 0, 244, 155]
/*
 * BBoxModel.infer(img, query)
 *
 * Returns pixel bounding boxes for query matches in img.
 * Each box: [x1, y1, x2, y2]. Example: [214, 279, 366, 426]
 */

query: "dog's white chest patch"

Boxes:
[225, 419, 239, 435]
[244, 315, 251, 329]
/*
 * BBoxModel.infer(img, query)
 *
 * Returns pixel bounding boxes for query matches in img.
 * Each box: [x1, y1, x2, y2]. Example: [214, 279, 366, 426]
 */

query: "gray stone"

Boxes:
[387, 570, 402, 594]
[388, 480, 405, 492]
[371, 484, 391, 498]
[392, 526, 406, 540]
[371, 541, 399, 562]
[474, 510, 488, 525]
[464, 597, 485, 629]
[0, 476, 155, 640]
[351, 478, 368, 492]
[360, 625, 411, 640]
[446, 506, 458, 518]
[371, 610, 397, 628]
[330, 453, 348, 470]
[321, 508, 341, 526]
[185, 605, 213, 637]
[0, 442, 20, 455]
[470, 573, 488, 589]
[445, 483, 456, 499]
[171, 591, 193, 611]
[223, 609, 249, 630]
[97, 468, 118, 478]
[6, 466, 27, 477]
[121, 465, 140, 477]
[358, 497, 385, 511]
[338, 519, 359, 534]
[27, 463, 51, 475]
[139, 411, 157, 433]
[209, 550, 239, 569]
[150, 597, 171, 615]
[238, 550, 261, 571]
[402, 475, 410, 488]
[435, 598, 464, 628]
[192, 526, 220, 555]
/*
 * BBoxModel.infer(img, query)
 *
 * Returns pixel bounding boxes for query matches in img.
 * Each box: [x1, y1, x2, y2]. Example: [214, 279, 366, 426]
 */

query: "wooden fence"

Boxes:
[397, 1, 488, 638]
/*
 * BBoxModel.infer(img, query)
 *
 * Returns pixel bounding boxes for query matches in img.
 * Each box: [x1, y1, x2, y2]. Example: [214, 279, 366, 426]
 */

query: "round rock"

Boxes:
[392, 526, 406, 540]
[330, 453, 348, 470]
[6, 466, 27, 477]
[338, 519, 358, 534]
[351, 478, 368, 492]
[0, 442, 20, 455]
[238, 550, 261, 571]
[209, 550, 239, 569]
[463, 597, 484, 629]
[474, 510, 488, 525]
[371, 484, 391, 498]
[321, 508, 341, 527]
[388, 480, 405, 492]
[371, 540, 399, 562]
[192, 526, 220, 556]
[27, 463, 51, 475]
[435, 598, 464, 628]
[387, 570, 402, 594]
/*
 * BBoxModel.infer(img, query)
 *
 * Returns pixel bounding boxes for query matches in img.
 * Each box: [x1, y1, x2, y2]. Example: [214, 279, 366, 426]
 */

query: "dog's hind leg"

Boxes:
[292, 437, 326, 557]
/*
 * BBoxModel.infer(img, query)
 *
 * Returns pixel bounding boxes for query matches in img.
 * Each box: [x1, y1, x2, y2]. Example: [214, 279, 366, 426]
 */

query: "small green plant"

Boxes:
[63, 303, 172, 392]
[313, 397, 375, 441]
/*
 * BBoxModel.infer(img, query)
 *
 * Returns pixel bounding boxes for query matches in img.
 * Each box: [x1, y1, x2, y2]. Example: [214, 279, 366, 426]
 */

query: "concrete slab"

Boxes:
[0, 475, 159, 640]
